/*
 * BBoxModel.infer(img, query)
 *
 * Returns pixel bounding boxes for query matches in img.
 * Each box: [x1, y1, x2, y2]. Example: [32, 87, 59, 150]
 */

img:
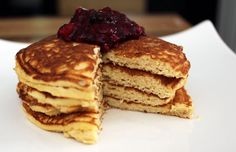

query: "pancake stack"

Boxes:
[103, 36, 193, 118]
[15, 36, 103, 144]
[15, 35, 193, 144]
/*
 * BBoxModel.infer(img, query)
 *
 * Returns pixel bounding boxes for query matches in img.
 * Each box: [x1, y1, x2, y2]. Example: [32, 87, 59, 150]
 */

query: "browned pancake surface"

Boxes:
[110, 36, 190, 76]
[17, 82, 99, 113]
[16, 35, 100, 87]
[22, 103, 98, 126]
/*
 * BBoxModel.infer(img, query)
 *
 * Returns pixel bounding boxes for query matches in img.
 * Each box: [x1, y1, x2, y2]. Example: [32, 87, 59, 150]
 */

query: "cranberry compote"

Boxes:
[57, 7, 145, 51]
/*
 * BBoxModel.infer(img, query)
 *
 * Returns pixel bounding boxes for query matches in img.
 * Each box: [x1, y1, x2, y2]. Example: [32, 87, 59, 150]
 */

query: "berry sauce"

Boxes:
[57, 7, 145, 51]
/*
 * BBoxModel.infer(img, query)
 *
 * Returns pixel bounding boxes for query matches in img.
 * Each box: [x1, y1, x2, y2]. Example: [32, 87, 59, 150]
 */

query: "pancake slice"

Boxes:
[15, 36, 105, 144]
[102, 63, 186, 98]
[22, 103, 103, 144]
[103, 82, 173, 106]
[15, 36, 102, 100]
[17, 82, 101, 115]
[104, 88, 192, 119]
[103, 36, 190, 78]
[21, 95, 98, 116]
[16, 64, 99, 100]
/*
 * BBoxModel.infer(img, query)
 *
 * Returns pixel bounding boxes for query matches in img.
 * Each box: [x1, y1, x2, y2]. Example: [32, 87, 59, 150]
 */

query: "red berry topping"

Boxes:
[57, 7, 145, 51]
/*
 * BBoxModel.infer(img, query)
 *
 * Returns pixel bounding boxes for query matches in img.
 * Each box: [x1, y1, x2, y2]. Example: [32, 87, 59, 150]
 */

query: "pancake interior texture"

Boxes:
[102, 63, 186, 98]
[103, 36, 190, 78]
[103, 82, 173, 106]
[104, 88, 192, 119]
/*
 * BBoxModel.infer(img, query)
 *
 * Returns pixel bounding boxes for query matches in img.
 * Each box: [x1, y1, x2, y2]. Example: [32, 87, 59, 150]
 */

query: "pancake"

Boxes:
[102, 63, 186, 98]
[17, 82, 101, 115]
[23, 102, 61, 116]
[104, 88, 192, 118]
[22, 103, 103, 144]
[20, 93, 98, 116]
[103, 36, 190, 78]
[103, 82, 173, 106]
[19, 90, 61, 116]
[15, 35, 102, 100]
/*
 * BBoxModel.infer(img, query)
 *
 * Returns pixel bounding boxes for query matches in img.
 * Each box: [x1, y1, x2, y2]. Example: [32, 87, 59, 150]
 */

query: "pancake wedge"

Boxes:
[22, 103, 103, 144]
[104, 88, 192, 119]
[102, 63, 186, 98]
[103, 36, 190, 78]
[15, 36, 101, 100]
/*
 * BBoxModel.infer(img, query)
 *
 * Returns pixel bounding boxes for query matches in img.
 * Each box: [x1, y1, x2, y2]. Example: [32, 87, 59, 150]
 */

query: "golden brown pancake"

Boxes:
[103, 36, 190, 78]
[22, 103, 103, 144]
[15, 36, 102, 100]
[104, 88, 192, 119]
[17, 82, 101, 115]
[102, 63, 186, 98]
[15, 36, 104, 144]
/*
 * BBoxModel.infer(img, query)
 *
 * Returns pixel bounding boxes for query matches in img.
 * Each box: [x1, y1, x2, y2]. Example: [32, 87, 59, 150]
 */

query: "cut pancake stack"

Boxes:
[15, 36, 103, 144]
[103, 36, 193, 118]
[15, 35, 193, 144]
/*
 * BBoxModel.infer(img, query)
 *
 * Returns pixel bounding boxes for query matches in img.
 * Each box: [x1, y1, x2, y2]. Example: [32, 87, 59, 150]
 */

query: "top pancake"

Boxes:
[16, 35, 101, 90]
[103, 36, 190, 78]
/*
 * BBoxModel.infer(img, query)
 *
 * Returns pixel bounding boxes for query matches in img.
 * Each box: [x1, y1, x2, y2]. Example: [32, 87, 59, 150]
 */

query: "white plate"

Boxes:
[0, 20, 236, 152]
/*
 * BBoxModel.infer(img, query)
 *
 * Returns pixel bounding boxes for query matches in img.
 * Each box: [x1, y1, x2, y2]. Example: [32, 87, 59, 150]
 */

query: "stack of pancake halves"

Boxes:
[15, 36, 103, 144]
[103, 36, 192, 119]
[15, 35, 193, 144]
